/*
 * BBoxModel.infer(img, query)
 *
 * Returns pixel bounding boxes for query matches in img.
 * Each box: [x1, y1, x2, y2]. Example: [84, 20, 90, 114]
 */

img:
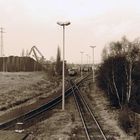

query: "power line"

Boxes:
[0, 27, 5, 57]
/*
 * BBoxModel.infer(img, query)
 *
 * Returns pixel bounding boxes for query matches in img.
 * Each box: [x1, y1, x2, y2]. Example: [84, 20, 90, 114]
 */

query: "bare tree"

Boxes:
[102, 47, 108, 61]
[96, 37, 140, 107]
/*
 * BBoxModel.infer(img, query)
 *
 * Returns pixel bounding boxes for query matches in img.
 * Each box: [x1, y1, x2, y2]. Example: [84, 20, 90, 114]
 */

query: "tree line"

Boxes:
[96, 37, 140, 109]
[95, 37, 140, 136]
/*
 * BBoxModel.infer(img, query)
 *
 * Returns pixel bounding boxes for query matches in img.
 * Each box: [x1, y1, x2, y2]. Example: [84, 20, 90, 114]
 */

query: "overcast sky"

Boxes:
[1, 0, 140, 63]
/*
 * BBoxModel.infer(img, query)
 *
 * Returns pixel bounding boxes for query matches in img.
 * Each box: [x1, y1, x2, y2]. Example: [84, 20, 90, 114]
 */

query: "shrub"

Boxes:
[119, 107, 132, 133]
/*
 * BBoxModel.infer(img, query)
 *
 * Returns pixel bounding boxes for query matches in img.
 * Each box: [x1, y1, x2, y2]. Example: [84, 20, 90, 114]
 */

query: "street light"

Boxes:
[80, 51, 84, 77]
[86, 54, 89, 68]
[57, 21, 71, 110]
[90, 46, 96, 83]
[89, 55, 91, 67]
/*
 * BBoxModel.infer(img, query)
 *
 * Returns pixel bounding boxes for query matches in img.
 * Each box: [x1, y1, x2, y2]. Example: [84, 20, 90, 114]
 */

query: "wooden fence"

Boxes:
[0, 56, 43, 72]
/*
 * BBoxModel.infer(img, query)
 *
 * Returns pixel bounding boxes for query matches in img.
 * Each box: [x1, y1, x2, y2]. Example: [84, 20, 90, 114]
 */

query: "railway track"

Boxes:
[0, 86, 73, 130]
[70, 80, 107, 140]
[0, 74, 91, 131]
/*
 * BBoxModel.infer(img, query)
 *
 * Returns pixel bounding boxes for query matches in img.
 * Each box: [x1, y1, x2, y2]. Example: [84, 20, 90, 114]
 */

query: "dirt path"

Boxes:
[85, 84, 135, 140]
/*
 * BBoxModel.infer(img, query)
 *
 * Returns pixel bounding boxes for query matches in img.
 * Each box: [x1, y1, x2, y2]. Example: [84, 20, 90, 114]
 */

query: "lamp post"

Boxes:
[90, 46, 96, 83]
[57, 21, 70, 110]
[80, 51, 84, 77]
[89, 55, 91, 68]
[86, 54, 89, 69]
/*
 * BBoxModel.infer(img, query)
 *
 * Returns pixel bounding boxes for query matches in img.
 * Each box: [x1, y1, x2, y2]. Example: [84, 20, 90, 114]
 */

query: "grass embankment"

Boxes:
[0, 72, 60, 113]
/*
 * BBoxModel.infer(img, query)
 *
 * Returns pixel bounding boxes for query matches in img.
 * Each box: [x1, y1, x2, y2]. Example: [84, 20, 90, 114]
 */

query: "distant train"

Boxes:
[68, 68, 77, 76]
[82, 67, 92, 72]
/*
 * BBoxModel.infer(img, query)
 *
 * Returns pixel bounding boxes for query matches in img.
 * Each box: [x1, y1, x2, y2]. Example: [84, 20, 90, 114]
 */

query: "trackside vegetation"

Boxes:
[96, 37, 140, 137]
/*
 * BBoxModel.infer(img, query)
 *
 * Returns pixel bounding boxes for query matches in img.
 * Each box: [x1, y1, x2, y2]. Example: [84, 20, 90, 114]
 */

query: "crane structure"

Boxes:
[28, 46, 45, 63]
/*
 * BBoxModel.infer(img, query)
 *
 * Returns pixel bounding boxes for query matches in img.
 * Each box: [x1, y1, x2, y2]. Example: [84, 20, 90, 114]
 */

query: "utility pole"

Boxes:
[0, 27, 5, 57]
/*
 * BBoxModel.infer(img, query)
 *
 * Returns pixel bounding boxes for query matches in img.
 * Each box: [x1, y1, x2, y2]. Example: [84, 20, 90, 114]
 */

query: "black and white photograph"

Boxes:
[0, 0, 139, 139]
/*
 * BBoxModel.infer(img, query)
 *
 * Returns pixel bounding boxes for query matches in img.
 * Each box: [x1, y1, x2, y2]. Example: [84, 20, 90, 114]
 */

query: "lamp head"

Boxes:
[57, 21, 71, 26]
[90, 46, 96, 49]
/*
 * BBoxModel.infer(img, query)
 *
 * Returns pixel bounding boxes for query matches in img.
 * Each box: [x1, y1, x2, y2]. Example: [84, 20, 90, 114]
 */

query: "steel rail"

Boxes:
[0, 87, 73, 130]
[23, 91, 72, 122]
[71, 80, 107, 140]
[22, 74, 91, 124]
[70, 80, 90, 140]
[0, 74, 91, 130]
